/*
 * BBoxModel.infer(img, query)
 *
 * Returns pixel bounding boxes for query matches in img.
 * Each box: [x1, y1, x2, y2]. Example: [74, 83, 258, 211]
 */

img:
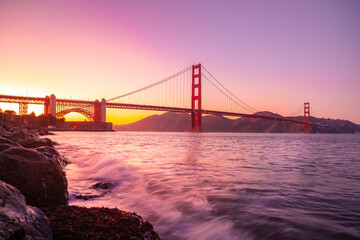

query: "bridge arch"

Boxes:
[56, 108, 94, 121]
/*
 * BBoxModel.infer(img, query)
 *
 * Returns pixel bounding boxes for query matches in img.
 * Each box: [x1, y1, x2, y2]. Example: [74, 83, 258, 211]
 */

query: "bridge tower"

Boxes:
[50, 94, 56, 117]
[191, 64, 202, 132]
[101, 98, 106, 122]
[94, 98, 106, 122]
[94, 99, 101, 122]
[304, 102, 311, 133]
[44, 96, 50, 115]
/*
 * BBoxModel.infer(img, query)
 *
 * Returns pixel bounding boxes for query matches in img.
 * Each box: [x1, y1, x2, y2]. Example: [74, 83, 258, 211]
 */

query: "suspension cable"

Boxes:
[202, 73, 255, 113]
[286, 104, 303, 117]
[107, 66, 192, 102]
[310, 106, 316, 117]
[202, 65, 258, 113]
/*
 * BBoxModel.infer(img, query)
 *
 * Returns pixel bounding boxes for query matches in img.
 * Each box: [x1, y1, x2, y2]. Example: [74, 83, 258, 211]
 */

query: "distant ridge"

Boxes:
[113, 112, 360, 133]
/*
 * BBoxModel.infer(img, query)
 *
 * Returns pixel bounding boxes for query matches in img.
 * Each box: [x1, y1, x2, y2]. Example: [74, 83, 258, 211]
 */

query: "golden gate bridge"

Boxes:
[0, 64, 314, 133]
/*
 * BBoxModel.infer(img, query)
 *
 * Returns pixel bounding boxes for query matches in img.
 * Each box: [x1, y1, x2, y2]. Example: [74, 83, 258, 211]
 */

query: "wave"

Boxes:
[65, 153, 250, 240]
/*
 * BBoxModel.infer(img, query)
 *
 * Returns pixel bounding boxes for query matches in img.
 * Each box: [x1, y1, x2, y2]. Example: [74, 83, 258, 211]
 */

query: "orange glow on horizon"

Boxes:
[58, 110, 159, 125]
[0, 102, 158, 125]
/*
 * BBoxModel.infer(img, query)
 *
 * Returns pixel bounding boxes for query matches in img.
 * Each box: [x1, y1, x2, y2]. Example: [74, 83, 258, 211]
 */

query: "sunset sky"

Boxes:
[1, 0, 359, 124]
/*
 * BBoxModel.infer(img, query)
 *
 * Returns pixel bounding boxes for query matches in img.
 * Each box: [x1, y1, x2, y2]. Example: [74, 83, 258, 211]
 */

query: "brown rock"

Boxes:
[17, 137, 54, 148]
[36, 146, 70, 167]
[0, 136, 21, 146]
[10, 129, 32, 139]
[43, 206, 160, 240]
[0, 146, 68, 208]
[0, 180, 52, 240]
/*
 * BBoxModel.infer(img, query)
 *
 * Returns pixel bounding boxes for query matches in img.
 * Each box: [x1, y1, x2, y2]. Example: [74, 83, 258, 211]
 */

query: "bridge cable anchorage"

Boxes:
[201, 73, 256, 113]
[201, 66, 258, 113]
[106, 66, 192, 102]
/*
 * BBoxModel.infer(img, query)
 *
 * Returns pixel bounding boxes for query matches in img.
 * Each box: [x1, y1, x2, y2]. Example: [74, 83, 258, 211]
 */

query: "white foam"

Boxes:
[65, 153, 248, 240]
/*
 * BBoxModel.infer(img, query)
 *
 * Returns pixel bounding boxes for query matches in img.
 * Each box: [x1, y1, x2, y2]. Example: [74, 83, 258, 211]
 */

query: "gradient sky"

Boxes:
[1, 0, 359, 124]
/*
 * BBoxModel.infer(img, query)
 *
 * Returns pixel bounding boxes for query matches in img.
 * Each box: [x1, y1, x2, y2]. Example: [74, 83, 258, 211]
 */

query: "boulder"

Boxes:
[91, 180, 117, 190]
[0, 120, 11, 132]
[11, 129, 32, 139]
[0, 125, 11, 138]
[0, 143, 17, 152]
[0, 146, 68, 208]
[17, 137, 54, 148]
[0, 136, 21, 146]
[37, 130, 47, 136]
[36, 146, 70, 167]
[0, 180, 52, 240]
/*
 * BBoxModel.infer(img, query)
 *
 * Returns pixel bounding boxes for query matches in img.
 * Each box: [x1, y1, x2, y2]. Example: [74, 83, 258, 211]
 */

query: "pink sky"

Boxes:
[1, 0, 359, 124]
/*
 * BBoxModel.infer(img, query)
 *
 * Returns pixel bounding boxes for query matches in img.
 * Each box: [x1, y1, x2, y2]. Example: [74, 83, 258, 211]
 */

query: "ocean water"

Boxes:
[49, 132, 360, 240]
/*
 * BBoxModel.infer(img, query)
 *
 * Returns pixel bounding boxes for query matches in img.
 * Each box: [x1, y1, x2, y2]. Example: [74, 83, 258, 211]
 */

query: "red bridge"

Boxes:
[0, 64, 314, 132]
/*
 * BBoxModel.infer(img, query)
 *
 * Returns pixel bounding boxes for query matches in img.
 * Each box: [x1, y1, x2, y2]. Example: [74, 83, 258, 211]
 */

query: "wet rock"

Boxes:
[0, 120, 11, 132]
[38, 130, 47, 136]
[17, 137, 55, 148]
[11, 129, 32, 139]
[17, 137, 48, 148]
[0, 137, 21, 146]
[73, 193, 104, 200]
[0, 143, 17, 152]
[0, 125, 11, 138]
[0, 146, 68, 208]
[45, 137, 58, 145]
[43, 206, 160, 240]
[36, 146, 70, 167]
[0, 180, 52, 240]
[90, 180, 117, 190]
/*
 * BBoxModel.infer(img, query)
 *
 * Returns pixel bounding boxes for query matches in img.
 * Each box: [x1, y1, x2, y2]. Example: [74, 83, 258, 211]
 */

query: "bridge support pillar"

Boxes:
[19, 102, 28, 115]
[44, 96, 50, 115]
[50, 94, 56, 117]
[101, 98, 106, 122]
[94, 99, 101, 122]
[304, 102, 311, 133]
[191, 64, 202, 132]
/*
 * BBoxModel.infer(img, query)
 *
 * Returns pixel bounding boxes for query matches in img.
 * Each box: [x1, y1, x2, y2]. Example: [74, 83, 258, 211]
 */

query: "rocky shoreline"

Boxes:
[0, 115, 160, 240]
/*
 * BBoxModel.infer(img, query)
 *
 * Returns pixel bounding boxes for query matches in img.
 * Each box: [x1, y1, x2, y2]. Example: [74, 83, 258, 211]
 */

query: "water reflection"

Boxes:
[51, 132, 360, 240]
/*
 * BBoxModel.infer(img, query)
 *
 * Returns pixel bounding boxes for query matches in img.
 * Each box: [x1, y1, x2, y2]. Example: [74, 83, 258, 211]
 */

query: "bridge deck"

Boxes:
[0, 94, 313, 126]
[106, 102, 311, 125]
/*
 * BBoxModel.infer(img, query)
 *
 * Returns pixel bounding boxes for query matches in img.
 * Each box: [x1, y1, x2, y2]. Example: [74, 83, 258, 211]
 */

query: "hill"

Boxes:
[113, 112, 360, 133]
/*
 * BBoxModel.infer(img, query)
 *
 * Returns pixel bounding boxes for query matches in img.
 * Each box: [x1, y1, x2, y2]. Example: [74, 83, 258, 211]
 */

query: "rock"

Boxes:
[0, 125, 12, 138]
[0, 136, 21, 146]
[36, 146, 70, 167]
[17, 138, 48, 148]
[17, 137, 54, 148]
[90, 180, 117, 190]
[44, 137, 57, 146]
[73, 193, 104, 200]
[0, 146, 68, 208]
[0, 120, 11, 132]
[0, 180, 52, 240]
[0, 143, 17, 152]
[11, 129, 32, 139]
[38, 130, 47, 136]
[42, 206, 160, 240]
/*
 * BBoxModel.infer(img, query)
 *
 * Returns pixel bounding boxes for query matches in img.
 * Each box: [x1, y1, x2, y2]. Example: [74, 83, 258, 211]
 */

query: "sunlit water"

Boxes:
[49, 132, 360, 240]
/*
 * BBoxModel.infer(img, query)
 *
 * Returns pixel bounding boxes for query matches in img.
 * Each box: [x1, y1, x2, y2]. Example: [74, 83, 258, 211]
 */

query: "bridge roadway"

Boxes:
[0, 94, 313, 126]
[107, 102, 311, 125]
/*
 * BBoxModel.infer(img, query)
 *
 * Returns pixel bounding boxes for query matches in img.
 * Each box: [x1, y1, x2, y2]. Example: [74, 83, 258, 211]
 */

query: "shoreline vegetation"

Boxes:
[0, 112, 160, 240]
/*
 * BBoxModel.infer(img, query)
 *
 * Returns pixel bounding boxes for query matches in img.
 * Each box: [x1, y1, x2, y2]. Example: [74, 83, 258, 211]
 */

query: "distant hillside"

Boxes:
[113, 112, 360, 133]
